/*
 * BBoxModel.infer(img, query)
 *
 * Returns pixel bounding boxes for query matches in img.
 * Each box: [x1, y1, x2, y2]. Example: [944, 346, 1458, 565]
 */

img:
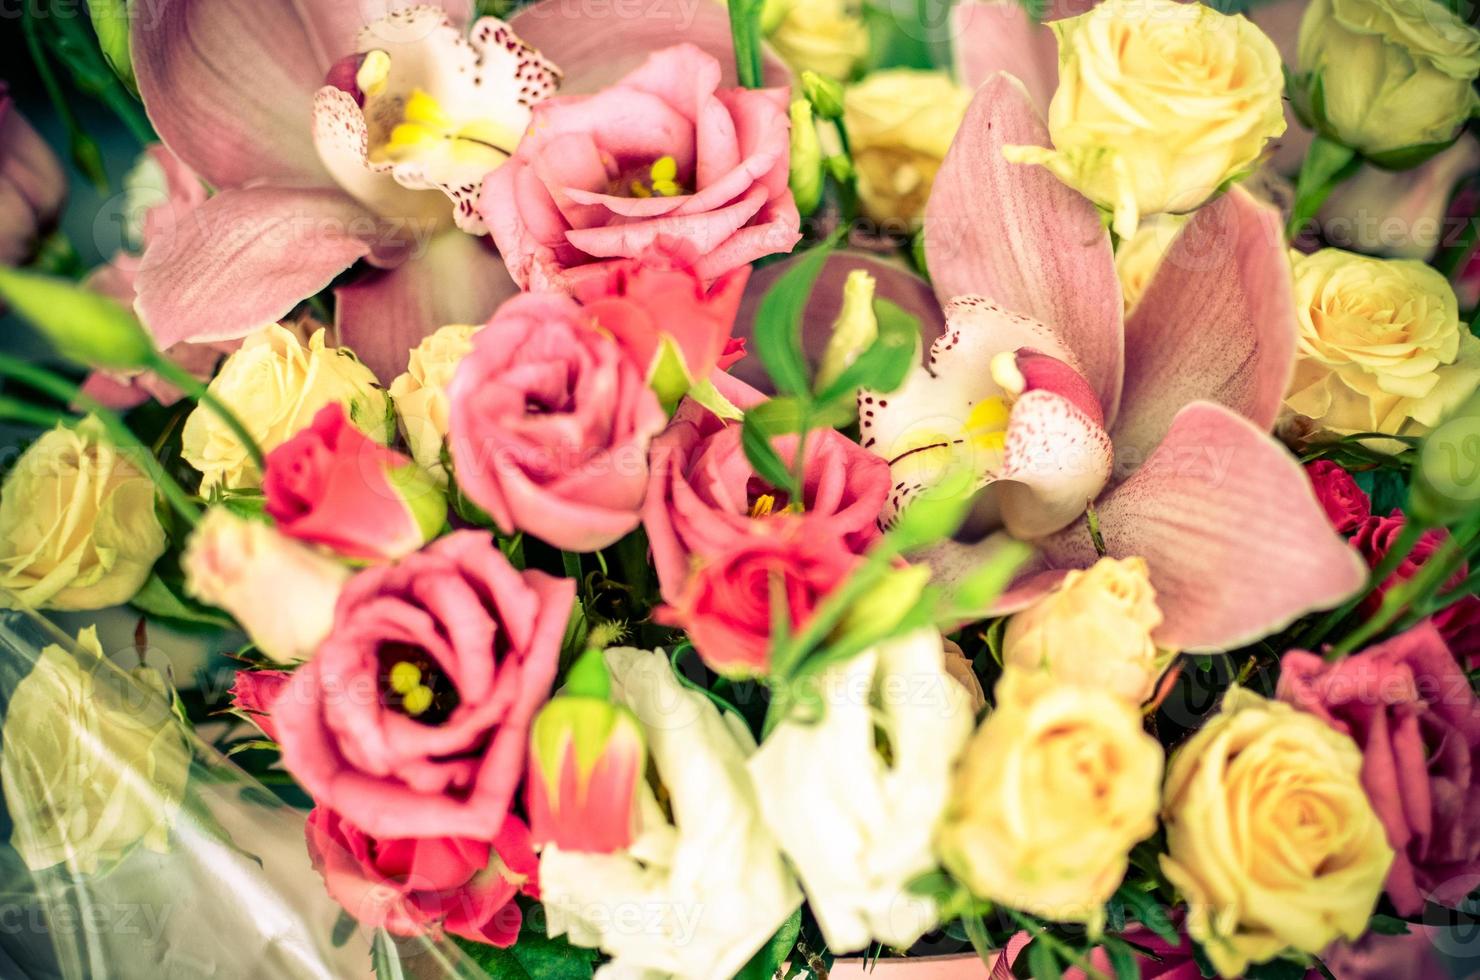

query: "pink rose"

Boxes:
[1353, 510, 1480, 660]
[1278, 623, 1480, 915]
[273, 531, 575, 840]
[1305, 460, 1371, 533]
[643, 386, 890, 603]
[263, 404, 445, 562]
[478, 44, 800, 292]
[306, 807, 537, 946]
[658, 523, 856, 677]
[229, 668, 291, 741]
[447, 293, 667, 553]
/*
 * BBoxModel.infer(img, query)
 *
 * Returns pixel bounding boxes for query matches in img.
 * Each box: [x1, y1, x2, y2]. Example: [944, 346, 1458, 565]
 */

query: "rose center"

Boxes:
[612, 155, 689, 199]
[378, 641, 460, 725]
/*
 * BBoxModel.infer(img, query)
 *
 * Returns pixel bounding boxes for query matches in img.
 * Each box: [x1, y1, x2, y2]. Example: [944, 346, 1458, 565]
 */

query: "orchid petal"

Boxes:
[923, 73, 1124, 421]
[132, 0, 333, 189]
[134, 187, 377, 348]
[303, 0, 474, 66]
[1040, 402, 1366, 652]
[336, 231, 518, 382]
[951, 0, 1058, 113]
[312, 87, 453, 229]
[1111, 188, 1296, 467]
[509, 0, 790, 94]
[996, 390, 1113, 540]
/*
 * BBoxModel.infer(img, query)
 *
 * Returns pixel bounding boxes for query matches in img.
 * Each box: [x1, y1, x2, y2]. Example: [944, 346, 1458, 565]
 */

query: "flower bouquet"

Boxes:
[0, 0, 1478, 976]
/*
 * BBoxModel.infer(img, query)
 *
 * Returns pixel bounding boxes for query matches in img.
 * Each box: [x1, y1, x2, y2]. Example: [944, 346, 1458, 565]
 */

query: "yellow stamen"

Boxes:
[965, 396, 1011, 453]
[374, 88, 519, 165]
[389, 660, 422, 695]
[402, 685, 434, 716]
[356, 50, 391, 99]
[750, 494, 776, 518]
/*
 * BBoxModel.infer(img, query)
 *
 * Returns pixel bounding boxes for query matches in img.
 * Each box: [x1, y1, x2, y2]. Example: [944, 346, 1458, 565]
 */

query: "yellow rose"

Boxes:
[1284, 247, 1480, 449]
[1005, 0, 1286, 238]
[1160, 688, 1392, 978]
[1002, 556, 1171, 704]
[766, 0, 869, 81]
[1296, 0, 1480, 162]
[843, 70, 972, 228]
[182, 324, 393, 490]
[1, 626, 191, 873]
[0, 417, 165, 611]
[936, 666, 1164, 925]
[1115, 215, 1185, 314]
[389, 323, 481, 485]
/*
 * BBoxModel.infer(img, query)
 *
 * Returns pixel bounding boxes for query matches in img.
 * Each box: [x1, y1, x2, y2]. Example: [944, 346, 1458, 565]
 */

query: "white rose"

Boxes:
[388, 323, 480, 484]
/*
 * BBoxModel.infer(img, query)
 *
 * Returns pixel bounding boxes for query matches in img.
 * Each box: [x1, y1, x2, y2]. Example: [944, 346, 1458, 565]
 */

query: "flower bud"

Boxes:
[789, 99, 825, 218]
[0, 266, 155, 370]
[815, 269, 878, 393]
[1411, 388, 1480, 525]
[527, 651, 646, 854]
[1294, 0, 1480, 166]
[801, 70, 845, 119]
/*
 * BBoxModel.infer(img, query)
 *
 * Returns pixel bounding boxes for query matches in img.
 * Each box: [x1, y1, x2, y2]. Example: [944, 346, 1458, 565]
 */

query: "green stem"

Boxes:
[0, 355, 200, 526]
[727, 0, 764, 89]
[21, 8, 108, 191]
[0, 397, 76, 429]
[960, 913, 997, 968]
[1000, 909, 1112, 980]
[144, 351, 265, 471]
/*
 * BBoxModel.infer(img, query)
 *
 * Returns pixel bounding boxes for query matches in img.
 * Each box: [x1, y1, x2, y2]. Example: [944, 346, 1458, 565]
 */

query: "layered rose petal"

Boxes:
[923, 73, 1123, 420]
[1111, 188, 1296, 464]
[1040, 402, 1365, 651]
[134, 187, 378, 348]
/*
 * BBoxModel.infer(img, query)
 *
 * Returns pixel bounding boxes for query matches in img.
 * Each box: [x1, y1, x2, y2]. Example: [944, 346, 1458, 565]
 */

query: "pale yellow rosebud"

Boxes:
[1160, 688, 1393, 978]
[389, 323, 481, 485]
[788, 99, 825, 217]
[181, 324, 393, 491]
[0, 417, 166, 611]
[1114, 215, 1187, 314]
[936, 666, 1164, 927]
[1002, 556, 1170, 704]
[1296, 0, 1480, 163]
[1, 626, 190, 873]
[843, 70, 972, 228]
[815, 268, 877, 391]
[1284, 247, 1480, 451]
[766, 0, 868, 81]
[1006, 0, 1286, 238]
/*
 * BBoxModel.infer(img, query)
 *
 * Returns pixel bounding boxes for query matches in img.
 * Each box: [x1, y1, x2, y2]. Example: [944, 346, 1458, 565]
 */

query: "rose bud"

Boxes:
[263, 403, 446, 562]
[526, 650, 645, 854]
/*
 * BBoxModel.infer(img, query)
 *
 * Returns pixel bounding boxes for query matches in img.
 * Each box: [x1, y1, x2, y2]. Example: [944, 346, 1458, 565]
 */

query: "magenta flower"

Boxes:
[859, 74, 1364, 651]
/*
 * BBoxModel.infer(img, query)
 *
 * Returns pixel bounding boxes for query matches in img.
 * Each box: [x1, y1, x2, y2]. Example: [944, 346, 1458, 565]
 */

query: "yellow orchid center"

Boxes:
[625, 155, 686, 199]
[964, 395, 1010, 454]
[372, 85, 520, 167]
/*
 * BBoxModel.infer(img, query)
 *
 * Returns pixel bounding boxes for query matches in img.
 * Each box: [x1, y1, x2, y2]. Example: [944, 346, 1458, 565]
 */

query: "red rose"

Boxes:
[1278, 623, 1480, 915]
[1352, 510, 1480, 660]
[228, 668, 290, 741]
[306, 807, 537, 946]
[1305, 460, 1371, 533]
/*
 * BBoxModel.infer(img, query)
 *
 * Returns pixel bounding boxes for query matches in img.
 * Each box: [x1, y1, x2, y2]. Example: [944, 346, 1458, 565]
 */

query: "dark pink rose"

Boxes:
[1278, 622, 1480, 915]
[263, 404, 444, 562]
[1353, 510, 1480, 659]
[228, 668, 291, 742]
[447, 292, 667, 553]
[274, 531, 575, 841]
[1305, 460, 1371, 533]
[306, 807, 537, 946]
[658, 523, 857, 677]
[478, 44, 800, 292]
[643, 382, 890, 603]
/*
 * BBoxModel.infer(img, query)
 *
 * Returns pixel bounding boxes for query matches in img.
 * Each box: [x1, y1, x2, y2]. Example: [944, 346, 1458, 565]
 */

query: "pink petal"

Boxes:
[135, 186, 377, 348]
[1040, 402, 1366, 651]
[1111, 188, 1296, 465]
[923, 73, 1124, 421]
[132, 0, 333, 189]
[336, 231, 519, 382]
[508, 0, 790, 94]
[951, 0, 1058, 113]
[0, 89, 65, 265]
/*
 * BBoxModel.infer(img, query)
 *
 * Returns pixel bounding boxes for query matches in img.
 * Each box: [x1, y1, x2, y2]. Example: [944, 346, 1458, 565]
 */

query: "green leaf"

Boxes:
[1245, 958, 1309, 980]
[736, 909, 802, 980]
[1366, 914, 1411, 936]
[814, 298, 920, 404]
[950, 540, 1034, 613]
[887, 471, 978, 552]
[1102, 938, 1141, 980]
[742, 410, 797, 494]
[1286, 135, 1359, 239]
[1113, 886, 1179, 946]
[130, 574, 236, 629]
[372, 929, 407, 980]
[1027, 939, 1062, 980]
[331, 911, 357, 948]
[452, 930, 597, 980]
[752, 241, 836, 396]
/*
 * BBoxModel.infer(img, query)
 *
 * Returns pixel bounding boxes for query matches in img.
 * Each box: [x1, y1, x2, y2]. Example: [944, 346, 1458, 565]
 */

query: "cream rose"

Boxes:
[0, 417, 166, 611]
[1114, 215, 1186, 314]
[1296, 0, 1480, 161]
[1284, 247, 1480, 449]
[1, 626, 191, 873]
[766, 0, 869, 81]
[388, 323, 480, 485]
[181, 508, 350, 663]
[936, 666, 1164, 925]
[1002, 556, 1171, 704]
[181, 324, 392, 490]
[1006, 0, 1286, 238]
[1160, 687, 1393, 978]
[843, 70, 972, 227]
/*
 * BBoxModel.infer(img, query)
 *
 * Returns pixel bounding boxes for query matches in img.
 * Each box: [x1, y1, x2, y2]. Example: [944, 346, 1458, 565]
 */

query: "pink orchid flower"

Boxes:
[860, 73, 1364, 652]
[129, 0, 773, 381]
